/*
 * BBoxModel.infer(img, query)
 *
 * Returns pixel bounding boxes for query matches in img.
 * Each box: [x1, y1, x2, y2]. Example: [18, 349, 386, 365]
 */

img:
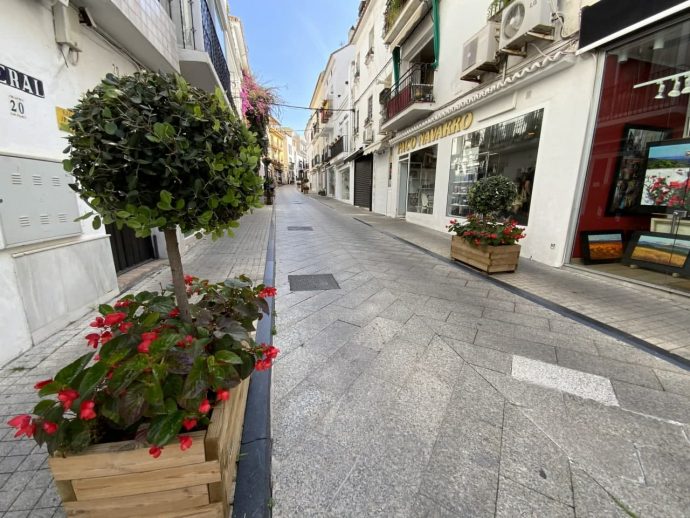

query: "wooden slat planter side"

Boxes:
[451, 236, 521, 273]
[49, 378, 250, 518]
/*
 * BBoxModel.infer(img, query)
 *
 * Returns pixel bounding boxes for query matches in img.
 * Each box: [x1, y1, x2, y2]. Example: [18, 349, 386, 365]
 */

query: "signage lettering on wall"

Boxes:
[56, 107, 74, 132]
[0, 64, 45, 98]
[397, 112, 474, 154]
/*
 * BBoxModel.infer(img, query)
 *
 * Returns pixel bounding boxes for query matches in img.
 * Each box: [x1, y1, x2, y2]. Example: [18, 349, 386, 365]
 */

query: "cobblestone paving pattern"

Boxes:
[272, 187, 690, 517]
[0, 206, 271, 517]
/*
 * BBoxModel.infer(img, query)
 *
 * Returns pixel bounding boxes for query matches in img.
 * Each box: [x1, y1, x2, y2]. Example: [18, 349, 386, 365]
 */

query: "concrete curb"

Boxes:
[232, 203, 276, 518]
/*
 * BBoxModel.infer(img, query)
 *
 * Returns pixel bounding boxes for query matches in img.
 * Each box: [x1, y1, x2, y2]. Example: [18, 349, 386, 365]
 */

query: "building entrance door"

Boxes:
[354, 155, 373, 210]
[397, 158, 409, 217]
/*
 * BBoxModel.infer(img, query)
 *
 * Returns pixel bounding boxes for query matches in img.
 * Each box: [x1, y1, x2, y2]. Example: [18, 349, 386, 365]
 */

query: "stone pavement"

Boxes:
[272, 187, 690, 517]
[0, 206, 271, 518]
[313, 194, 690, 361]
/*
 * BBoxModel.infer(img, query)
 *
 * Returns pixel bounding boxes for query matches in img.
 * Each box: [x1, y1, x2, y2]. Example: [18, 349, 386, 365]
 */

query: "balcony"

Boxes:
[177, 0, 235, 110]
[77, 0, 178, 72]
[380, 63, 435, 132]
[383, 0, 429, 47]
[487, 0, 514, 20]
[328, 136, 346, 160]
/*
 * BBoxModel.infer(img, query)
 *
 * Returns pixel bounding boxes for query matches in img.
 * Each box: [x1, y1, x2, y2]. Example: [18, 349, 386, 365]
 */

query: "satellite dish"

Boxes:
[503, 3, 526, 40]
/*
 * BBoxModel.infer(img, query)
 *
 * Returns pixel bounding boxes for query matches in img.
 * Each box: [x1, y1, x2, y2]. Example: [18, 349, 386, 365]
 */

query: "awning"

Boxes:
[363, 138, 390, 156]
[343, 148, 364, 163]
[578, 0, 690, 54]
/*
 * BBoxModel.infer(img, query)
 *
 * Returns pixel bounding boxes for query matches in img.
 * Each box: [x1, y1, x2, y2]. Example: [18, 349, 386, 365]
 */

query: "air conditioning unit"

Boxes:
[363, 126, 374, 144]
[53, 3, 81, 51]
[499, 0, 554, 51]
[461, 22, 500, 82]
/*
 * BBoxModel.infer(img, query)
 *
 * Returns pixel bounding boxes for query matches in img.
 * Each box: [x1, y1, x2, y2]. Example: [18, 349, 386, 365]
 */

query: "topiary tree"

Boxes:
[467, 174, 518, 220]
[64, 72, 263, 322]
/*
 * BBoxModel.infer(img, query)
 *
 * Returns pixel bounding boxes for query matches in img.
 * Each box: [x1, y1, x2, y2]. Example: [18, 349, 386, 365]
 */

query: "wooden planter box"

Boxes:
[49, 378, 250, 518]
[451, 235, 521, 273]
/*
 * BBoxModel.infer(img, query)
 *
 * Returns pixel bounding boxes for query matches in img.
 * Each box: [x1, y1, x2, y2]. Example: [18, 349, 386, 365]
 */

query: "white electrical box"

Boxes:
[499, 0, 554, 51]
[461, 22, 500, 82]
[0, 155, 82, 248]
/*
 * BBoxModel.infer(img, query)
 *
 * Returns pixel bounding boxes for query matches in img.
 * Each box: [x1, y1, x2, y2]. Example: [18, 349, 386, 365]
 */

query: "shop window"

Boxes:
[341, 169, 350, 200]
[447, 109, 544, 225]
[407, 145, 437, 213]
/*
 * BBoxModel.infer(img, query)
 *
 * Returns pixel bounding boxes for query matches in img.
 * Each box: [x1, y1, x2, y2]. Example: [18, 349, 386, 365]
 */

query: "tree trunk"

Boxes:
[163, 228, 192, 323]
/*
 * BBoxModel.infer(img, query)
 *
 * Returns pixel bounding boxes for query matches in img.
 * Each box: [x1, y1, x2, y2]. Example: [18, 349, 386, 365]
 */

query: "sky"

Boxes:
[230, 0, 360, 134]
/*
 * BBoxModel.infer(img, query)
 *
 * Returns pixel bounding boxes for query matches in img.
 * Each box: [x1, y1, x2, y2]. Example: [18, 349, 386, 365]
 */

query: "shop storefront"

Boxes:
[339, 165, 350, 201]
[327, 167, 336, 197]
[573, 7, 690, 293]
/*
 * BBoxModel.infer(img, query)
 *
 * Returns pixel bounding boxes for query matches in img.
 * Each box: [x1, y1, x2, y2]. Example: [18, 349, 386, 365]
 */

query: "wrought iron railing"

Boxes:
[487, 0, 513, 20]
[329, 136, 345, 158]
[384, 0, 409, 36]
[200, 0, 234, 110]
[381, 63, 434, 123]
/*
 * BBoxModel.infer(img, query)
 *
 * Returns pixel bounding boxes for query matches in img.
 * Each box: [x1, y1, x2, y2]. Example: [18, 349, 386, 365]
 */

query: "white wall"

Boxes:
[0, 0, 139, 365]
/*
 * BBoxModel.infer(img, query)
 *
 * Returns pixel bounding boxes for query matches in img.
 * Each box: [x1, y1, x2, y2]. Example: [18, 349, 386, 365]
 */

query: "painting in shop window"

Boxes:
[639, 138, 690, 212]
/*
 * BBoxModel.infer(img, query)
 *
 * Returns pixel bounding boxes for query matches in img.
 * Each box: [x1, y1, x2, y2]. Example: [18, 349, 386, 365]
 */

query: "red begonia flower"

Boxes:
[79, 400, 97, 420]
[261, 345, 279, 361]
[141, 332, 158, 341]
[58, 389, 79, 410]
[216, 388, 230, 401]
[149, 445, 163, 458]
[119, 322, 134, 333]
[42, 421, 58, 435]
[104, 312, 127, 327]
[137, 340, 152, 354]
[85, 333, 100, 348]
[184, 274, 194, 285]
[198, 399, 211, 414]
[33, 379, 52, 390]
[114, 299, 131, 308]
[258, 286, 277, 298]
[182, 418, 197, 431]
[255, 358, 272, 371]
[90, 316, 105, 328]
[176, 335, 194, 348]
[178, 435, 193, 451]
[168, 307, 180, 318]
[8, 415, 35, 438]
[100, 331, 113, 344]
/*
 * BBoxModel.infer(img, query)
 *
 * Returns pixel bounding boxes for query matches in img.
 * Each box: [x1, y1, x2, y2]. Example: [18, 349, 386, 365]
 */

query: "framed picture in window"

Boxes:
[581, 230, 625, 264]
[638, 138, 690, 212]
[606, 124, 671, 214]
[623, 231, 690, 276]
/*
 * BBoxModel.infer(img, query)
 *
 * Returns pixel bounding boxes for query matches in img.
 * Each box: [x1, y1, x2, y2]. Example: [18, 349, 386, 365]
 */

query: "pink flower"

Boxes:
[178, 435, 193, 451]
[182, 418, 197, 431]
[79, 400, 97, 420]
[216, 388, 230, 401]
[149, 445, 163, 458]
[42, 421, 59, 435]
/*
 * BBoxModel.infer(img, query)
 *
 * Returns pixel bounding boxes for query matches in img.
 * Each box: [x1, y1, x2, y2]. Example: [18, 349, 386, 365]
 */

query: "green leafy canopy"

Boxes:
[64, 71, 263, 239]
[467, 175, 518, 219]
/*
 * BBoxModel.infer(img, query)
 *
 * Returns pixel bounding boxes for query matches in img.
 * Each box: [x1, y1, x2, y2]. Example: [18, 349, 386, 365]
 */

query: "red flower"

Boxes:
[449, 219, 457, 224]
[141, 332, 158, 341]
[58, 388, 79, 410]
[178, 435, 193, 451]
[85, 333, 100, 348]
[104, 312, 127, 327]
[177, 335, 194, 348]
[33, 379, 52, 390]
[168, 307, 180, 318]
[8, 415, 36, 438]
[79, 400, 97, 420]
[114, 299, 132, 309]
[90, 316, 105, 328]
[258, 286, 277, 298]
[149, 445, 163, 458]
[42, 421, 59, 435]
[216, 388, 230, 401]
[184, 274, 194, 285]
[198, 399, 211, 414]
[137, 340, 151, 354]
[182, 418, 197, 431]
[100, 331, 113, 344]
[119, 322, 134, 333]
[255, 358, 272, 371]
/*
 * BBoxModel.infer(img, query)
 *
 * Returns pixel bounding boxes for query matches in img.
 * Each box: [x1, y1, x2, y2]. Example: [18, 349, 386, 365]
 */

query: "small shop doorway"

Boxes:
[106, 224, 157, 273]
[397, 158, 409, 217]
[354, 155, 373, 210]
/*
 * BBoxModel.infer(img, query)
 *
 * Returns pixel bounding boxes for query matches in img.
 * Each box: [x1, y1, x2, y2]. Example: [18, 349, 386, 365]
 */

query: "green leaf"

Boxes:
[98, 304, 114, 315]
[149, 296, 175, 314]
[98, 335, 132, 366]
[160, 190, 173, 204]
[118, 383, 147, 426]
[217, 319, 250, 342]
[214, 350, 243, 365]
[63, 159, 73, 172]
[77, 362, 109, 400]
[104, 121, 118, 135]
[33, 400, 57, 416]
[146, 411, 184, 446]
[144, 374, 165, 408]
[150, 334, 183, 356]
[135, 291, 155, 302]
[54, 352, 95, 386]
[101, 107, 112, 118]
[38, 381, 62, 397]
[181, 356, 209, 401]
[108, 355, 148, 394]
[92, 215, 102, 230]
[66, 419, 92, 452]
[141, 312, 161, 328]
[116, 210, 131, 218]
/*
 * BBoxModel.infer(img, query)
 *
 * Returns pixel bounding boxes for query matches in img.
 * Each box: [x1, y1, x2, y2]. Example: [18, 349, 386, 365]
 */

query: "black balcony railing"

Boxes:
[329, 136, 345, 158]
[200, 0, 234, 110]
[381, 63, 434, 123]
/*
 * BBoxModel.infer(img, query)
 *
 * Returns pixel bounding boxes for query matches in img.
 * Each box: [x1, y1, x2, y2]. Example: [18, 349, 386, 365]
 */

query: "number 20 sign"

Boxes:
[9, 95, 26, 119]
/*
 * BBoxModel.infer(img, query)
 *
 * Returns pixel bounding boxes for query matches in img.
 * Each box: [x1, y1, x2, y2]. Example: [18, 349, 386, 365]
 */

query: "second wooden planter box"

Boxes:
[451, 235, 521, 273]
[48, 378, 250, 518]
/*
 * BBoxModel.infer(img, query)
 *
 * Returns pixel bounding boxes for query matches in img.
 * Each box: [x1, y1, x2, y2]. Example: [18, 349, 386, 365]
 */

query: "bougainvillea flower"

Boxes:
[114, 299, 132, 309]
[149, 445, 163, 458]
[79, 400, 97, 420]
[216, 388, 230, 401]
[198, 399, 211, 414]
[58, 388, 79, 410]
[8, 415, 35, 438]
[42, 421, 59, 435]
[258, 286, 277, 298]
[119, 322, 134, 333]
[178, 435, 193, 451]
[184, 274, 194, 285]
[89, 316, 105, 328]
[100, 331, 113, 345]
[182, 418, 197, 431]
[168, 307, 180, 318]
[85, 333, 100, 348]
[104, 312, 127, 327]
[33, 379, 53, 390]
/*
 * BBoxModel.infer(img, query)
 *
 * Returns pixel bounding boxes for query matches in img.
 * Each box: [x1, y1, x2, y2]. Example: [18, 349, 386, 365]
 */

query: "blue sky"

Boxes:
[230, 0, 360, 134]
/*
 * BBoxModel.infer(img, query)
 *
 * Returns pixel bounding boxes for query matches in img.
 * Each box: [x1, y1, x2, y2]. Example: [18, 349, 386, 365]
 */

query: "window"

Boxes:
[354, 109, 360, 135]
[355, 54, 361, 79]
[446, 109, 544, 224]
[366, 28, 375, 63]
[407, 145, 437, 214]
[366, 96, 373, 124]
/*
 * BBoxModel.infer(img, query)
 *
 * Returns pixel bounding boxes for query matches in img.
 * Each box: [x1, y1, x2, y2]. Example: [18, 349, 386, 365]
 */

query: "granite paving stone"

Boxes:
[612, 380, 690, 423]
[496, 476, 575, 518]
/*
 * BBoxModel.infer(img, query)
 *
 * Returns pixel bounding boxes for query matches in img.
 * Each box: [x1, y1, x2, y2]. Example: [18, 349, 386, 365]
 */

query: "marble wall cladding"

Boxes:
[0, 254, 33, 366]
[13, 237, 119, 340]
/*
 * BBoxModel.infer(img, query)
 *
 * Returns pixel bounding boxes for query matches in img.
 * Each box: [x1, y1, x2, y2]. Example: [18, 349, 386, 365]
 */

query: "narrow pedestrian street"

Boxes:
[271, 186, 690, 517]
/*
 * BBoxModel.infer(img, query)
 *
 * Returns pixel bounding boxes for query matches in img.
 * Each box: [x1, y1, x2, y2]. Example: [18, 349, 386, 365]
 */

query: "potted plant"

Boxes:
[7, 71, 278, 516]
[447, 175, 526, 273]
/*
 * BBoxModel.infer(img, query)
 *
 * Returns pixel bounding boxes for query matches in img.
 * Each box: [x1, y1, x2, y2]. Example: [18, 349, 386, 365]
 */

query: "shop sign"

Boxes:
[56, 107, 74, 132]
[397, 112, 474, 154]
[0, 64, 45, 98]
